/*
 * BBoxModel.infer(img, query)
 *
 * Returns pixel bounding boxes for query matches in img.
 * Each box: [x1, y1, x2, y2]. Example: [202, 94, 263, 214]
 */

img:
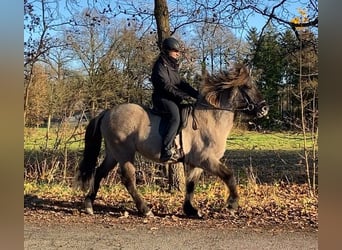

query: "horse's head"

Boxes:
[200, 64, 269, 118]
[237, 85, 269, 118]
[235, 66, 269, 118]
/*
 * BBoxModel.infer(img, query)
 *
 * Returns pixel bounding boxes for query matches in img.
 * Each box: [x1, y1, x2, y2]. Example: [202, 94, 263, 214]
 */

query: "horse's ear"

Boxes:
[238, 64, 248, 76]
[205, 91, 220, 108]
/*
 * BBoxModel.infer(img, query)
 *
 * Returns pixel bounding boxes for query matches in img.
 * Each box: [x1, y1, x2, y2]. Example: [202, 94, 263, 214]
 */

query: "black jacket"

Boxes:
[151, 53, 199, 105]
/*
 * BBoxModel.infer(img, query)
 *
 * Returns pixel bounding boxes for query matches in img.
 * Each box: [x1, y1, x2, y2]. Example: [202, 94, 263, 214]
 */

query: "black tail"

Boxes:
[76, 110, 107, 191]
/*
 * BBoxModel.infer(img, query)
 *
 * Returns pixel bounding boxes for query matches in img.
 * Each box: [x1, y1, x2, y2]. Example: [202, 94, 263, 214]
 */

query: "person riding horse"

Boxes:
[151, 37, 199, 162]
[76, 62, 269, 217]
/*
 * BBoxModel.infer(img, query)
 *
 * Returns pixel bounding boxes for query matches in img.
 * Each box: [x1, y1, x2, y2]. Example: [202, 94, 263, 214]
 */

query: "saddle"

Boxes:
[150, 104, 193, 134]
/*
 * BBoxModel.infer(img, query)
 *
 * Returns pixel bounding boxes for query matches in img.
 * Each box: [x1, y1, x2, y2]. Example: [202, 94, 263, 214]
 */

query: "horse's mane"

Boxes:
[200, 64, 251, 108]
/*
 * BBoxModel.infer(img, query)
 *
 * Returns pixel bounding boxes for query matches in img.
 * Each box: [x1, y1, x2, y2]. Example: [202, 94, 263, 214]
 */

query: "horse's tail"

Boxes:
[75, 110, 107, 192]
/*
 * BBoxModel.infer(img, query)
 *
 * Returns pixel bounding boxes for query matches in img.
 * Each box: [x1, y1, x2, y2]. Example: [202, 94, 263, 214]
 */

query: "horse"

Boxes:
[75, 63, 269, 217]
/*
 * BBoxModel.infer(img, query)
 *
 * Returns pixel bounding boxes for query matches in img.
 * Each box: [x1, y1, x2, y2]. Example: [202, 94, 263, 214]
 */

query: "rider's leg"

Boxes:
[159, 99, 180, 161]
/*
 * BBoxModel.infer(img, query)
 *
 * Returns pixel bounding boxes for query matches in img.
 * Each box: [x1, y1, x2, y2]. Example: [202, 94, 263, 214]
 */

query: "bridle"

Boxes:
[195, 88, 266, 113]
[191, 87, 266, 130]
[238, 90, 267, 112]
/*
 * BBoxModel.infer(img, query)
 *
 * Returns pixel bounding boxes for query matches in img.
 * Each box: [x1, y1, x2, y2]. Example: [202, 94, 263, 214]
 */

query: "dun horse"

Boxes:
[75, 64, 269, 217]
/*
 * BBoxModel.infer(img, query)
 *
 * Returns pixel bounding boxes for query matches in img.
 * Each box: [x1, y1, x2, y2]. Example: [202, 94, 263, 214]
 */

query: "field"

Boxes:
[24, 126, 318, 231]
[24, 126, 315, 183]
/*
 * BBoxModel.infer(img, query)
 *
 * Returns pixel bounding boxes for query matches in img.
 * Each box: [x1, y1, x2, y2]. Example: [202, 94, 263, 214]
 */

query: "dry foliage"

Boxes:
[24, 181, 317, 232]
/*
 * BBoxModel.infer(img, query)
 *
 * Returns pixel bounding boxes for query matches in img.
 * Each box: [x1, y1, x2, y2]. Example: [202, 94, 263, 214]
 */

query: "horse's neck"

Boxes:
[195, 108, 235, 138]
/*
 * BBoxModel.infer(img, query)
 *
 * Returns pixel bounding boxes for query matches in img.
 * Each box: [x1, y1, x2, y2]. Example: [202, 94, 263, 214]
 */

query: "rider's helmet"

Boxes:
[162, 37, 181, 52]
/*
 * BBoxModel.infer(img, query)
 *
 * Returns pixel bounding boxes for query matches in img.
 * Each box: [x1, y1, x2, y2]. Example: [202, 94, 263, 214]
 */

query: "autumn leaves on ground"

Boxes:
[24, 176, 317, 231]
[24, 129, 318, 232]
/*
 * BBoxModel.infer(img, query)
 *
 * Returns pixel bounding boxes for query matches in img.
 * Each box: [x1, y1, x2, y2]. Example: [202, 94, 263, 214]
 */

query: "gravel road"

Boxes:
[24, 222, 317, 250]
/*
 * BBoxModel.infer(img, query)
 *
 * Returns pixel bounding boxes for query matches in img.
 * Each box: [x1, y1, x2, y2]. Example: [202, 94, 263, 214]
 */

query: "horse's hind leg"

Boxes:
[206, 159, 239, 210]
[84, 155, 118, 214]
[120, 161, 153, 217]
[183, 166, 203, 217]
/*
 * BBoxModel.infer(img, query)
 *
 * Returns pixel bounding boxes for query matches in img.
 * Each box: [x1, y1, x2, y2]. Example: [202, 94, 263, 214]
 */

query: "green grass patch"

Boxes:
[227, 130, 315, 151]
[25, 127, 315, 152]
[24, 126, 85, 151]
[24, 180, 82, 198]
[24, 127, 317, 186]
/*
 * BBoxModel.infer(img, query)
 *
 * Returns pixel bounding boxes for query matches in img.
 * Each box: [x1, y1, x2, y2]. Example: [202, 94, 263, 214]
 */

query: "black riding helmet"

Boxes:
[162, 37, 181, 52]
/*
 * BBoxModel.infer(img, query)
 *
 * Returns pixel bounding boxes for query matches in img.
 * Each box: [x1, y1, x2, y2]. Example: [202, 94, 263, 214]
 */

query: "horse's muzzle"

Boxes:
[257, 104, 269, 118]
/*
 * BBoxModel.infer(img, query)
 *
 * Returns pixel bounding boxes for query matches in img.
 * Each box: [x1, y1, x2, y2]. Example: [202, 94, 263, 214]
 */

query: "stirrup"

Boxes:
[169, 152, 180, 162]
[160, 147, 182, 163]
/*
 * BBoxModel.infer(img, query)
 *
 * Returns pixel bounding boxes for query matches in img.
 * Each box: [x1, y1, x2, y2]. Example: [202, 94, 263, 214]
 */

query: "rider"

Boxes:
[151, 37, 199, 162]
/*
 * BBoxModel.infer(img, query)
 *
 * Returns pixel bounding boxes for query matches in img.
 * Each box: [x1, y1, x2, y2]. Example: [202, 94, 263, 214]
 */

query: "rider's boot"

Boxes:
[160, 145, 180, 162]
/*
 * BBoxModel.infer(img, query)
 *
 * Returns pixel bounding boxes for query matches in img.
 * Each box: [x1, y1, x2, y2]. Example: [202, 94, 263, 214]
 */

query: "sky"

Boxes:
[53, 1, 308, 31]
[25, 0, 312, 42]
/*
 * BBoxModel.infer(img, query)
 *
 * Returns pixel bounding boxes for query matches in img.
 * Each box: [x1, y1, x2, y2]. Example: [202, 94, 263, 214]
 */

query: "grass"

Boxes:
[227, 130, 315, 151]
[24, 127, 314, 151]
[24, 126, 318, 184]
[24, 179, 316, 212]
[24, 126, 318, 183]
[24, 126, 85, 151]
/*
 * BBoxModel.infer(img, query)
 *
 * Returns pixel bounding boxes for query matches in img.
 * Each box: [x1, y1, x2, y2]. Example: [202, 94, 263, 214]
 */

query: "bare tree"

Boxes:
[25, 64, 49, 127]
[64, 7, 119, 117]
[24, 0, 72, 125]
[296, 26, 318, 195]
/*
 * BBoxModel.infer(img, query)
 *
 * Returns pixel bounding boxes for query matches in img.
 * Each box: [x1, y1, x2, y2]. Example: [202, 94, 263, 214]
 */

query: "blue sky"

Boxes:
[25, 0, 310, 40]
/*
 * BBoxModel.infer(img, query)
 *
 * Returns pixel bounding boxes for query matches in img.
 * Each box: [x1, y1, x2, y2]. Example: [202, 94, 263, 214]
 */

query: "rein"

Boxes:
[195, 97, 265, 112]
[190, 96, 266, 130]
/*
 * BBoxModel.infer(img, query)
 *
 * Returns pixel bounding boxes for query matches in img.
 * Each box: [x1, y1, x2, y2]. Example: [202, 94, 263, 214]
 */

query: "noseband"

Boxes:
[233, 85, 267, 113]
[239, 95, 267, 112]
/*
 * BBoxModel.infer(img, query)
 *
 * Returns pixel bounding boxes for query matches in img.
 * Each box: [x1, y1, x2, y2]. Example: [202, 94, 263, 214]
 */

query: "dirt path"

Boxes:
[24, 189, 318, 250]
[25, 221, 317, 250]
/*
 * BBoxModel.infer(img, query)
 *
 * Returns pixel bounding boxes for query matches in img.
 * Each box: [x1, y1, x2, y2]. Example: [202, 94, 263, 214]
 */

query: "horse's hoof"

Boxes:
[189, 211, 203, 219]
[227, 203, 238, 210]
[145, 210, 154, 218]
[84, 198, 94, 215]
[184, 207, 202, 218]
[196, 211, 203, 218]
[183, 201, 202, 218]
[85, 207, 94, 215]
[227, 197, 239, 210]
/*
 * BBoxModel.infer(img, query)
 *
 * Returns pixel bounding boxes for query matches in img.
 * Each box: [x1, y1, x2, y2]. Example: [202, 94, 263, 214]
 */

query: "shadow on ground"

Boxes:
[224, 149, 317, 185]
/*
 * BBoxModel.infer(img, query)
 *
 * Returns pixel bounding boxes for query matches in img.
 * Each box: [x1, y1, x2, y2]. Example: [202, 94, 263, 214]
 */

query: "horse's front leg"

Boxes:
[210, 160, 239, 210]
[201, 158, 239, 210]
[120, 161, 153, 217]
[84, 156, 117, 214]
[183, 166, 203, 218]
[222, 164, 239, 210]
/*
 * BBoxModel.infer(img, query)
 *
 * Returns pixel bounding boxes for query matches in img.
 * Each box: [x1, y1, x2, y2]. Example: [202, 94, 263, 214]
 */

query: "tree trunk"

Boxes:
[168, 163, 185, 192]
[154, 0, 171, 49]
[24, 70, 34, 126]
